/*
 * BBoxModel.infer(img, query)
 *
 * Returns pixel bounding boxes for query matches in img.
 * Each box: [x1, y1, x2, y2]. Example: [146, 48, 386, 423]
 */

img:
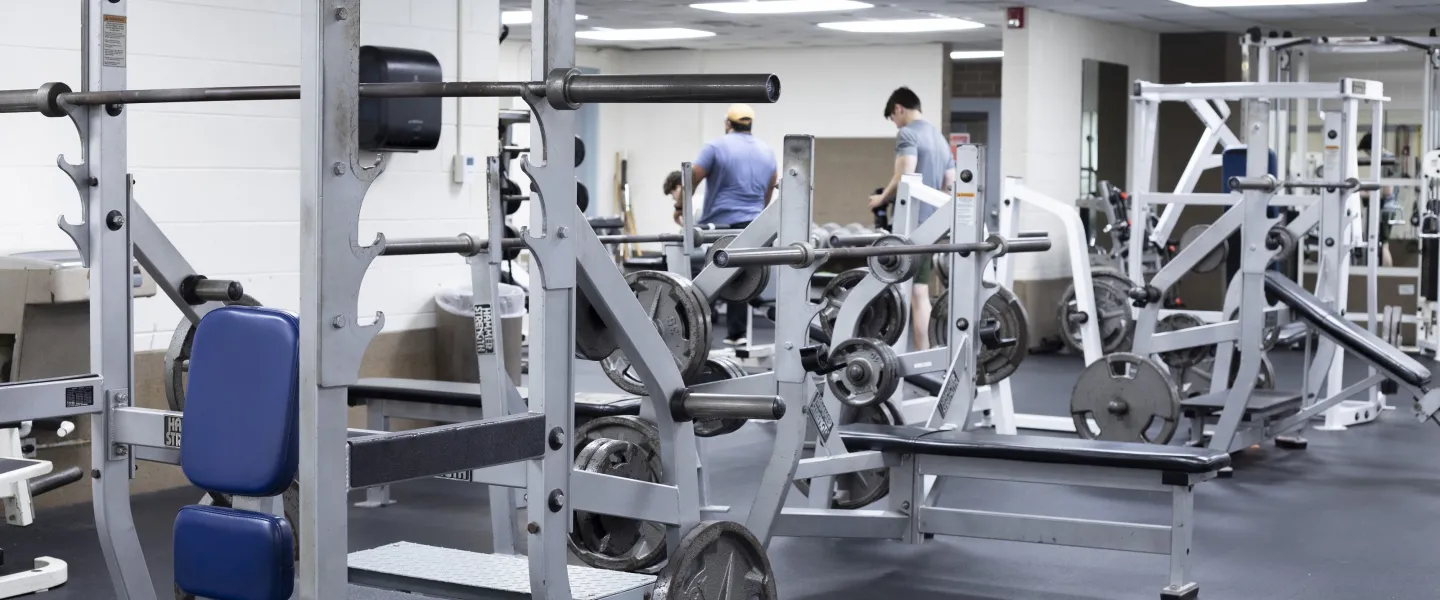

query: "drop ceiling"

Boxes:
[501, 0, 1440, 50]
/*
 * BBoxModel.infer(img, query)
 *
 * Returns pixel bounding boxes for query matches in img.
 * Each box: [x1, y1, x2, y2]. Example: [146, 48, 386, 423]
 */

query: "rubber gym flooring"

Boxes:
[8, 335, 1440, 599]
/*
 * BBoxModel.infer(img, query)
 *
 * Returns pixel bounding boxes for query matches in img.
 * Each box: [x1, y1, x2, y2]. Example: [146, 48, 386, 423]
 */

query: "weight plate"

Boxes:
[708, 236, 770, 303]
[163, 294, 262, 412]
[866, 234, 920, 285]
[844, 223, 869, 234]
[1180, 224, 1226, 274]
[929, 290, 949, 347]
[1156, 313, 1212, 369]
[1268, 226, 1298, 262]
[571, 439, 668, 572]
[575, 289, 619, 361]
[826, 338, 901, 408]
[1071, 352, 1180, 444]
[652, 520, 778, 600]
[1178, 355, 1275, 398]
[817, 269, 906, 346]
[601, 271, 711, 395]
[793, 400, 900, 509]
[976, 283, 1029, 386]
[686, 356, 747, 437]
[574, 416, 662, 474]
[1056, 270, 1135, 355]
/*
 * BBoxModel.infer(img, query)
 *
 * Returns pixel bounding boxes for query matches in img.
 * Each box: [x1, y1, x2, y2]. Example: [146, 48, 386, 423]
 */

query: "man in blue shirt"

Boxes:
[671, 104, 777, 345]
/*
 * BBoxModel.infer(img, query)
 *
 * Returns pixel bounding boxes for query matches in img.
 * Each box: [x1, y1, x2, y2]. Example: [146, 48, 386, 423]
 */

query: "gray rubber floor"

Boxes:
[7, 346, 1440, 600]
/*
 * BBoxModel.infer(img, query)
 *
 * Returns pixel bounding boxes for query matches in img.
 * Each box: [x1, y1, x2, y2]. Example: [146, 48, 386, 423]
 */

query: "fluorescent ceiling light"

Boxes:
[1169, 0, 1362, 6]
[950, 50, 1003, 60]
[577, 28, 717, 41]
[818, 18, 984, 33]
[691, 0, 873, 14]
[501, 11, 588, 25]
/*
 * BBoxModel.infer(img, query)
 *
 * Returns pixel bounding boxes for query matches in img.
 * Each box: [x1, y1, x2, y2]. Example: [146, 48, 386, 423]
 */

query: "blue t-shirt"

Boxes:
[896, 119, 954, 225]
[695, 133, 777, 226]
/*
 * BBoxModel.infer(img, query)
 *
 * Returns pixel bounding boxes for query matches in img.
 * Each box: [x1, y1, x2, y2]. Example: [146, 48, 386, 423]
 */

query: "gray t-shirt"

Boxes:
[895, 119, 955, 223]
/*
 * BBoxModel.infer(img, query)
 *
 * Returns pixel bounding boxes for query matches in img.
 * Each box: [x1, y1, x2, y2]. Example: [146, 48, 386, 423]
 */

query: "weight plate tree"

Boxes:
[601, 270, 711, 394]
[1071, 352, 1181, 443]
[650, 521, 778, 600]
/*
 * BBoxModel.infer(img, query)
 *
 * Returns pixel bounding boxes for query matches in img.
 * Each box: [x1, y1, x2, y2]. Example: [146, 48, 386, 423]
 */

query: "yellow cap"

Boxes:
[726, 103, 755, 123]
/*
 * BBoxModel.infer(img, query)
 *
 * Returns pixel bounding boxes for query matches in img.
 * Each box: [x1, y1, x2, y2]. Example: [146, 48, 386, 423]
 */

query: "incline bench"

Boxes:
[838, 425, 1229, 599]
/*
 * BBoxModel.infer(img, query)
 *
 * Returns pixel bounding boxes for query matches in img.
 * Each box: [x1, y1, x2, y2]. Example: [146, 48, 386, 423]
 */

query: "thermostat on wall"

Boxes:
[452, 154, 476, 184]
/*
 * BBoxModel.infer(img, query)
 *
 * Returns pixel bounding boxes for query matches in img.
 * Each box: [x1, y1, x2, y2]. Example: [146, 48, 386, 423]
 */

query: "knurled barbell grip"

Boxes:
[672, 391, 787, 422]
[715, 237, 1053, 268]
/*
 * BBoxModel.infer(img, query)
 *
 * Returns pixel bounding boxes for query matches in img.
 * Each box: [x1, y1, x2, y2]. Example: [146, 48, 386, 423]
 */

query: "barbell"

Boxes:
[1227, 175, 1382, 193]
[712, 235, 1052, 269]
[0, 71, 780, 116]
[374, 227, 742, 258]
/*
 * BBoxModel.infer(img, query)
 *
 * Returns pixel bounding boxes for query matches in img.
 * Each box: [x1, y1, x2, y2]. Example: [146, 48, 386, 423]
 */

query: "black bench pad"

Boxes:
[905, 373, 944, 396]
[839, 424, 1230, 474]
[348, 378, 641, 418]
[1265, 272, 1430, 387]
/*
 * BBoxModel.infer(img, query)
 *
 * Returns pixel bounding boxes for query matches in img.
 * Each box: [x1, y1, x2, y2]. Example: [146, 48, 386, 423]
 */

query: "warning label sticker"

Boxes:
[103, 15, 127, 68]
[473, 304, 496, 355]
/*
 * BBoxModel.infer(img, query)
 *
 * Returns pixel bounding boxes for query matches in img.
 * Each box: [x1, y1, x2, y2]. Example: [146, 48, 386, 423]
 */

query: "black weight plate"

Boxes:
[1070, 352, 1180, 444]
[652, 521, 777, 600]
[976, 284, 1028, 386]
[686, 356, 746, 437]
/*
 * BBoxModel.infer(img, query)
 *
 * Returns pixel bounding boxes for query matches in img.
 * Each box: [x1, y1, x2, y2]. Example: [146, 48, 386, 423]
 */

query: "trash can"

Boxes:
[434, 283, 524, 386]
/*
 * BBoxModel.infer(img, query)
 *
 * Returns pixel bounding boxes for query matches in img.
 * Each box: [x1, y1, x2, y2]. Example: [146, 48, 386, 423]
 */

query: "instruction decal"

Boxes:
[936, 366, 961, 418]
[103, 15, 127, 68]
[806, 385, 834, 440]
[473, 304, 495, 355]
[65, 386, 94, 408]
[437, 470, 474, 482]
[164, 414, 183, 448]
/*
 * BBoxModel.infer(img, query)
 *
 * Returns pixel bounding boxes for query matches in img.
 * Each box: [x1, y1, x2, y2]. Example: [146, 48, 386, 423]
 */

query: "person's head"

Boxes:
[1358, 132, 1374, 155]
[663, 170, 684, 201]
[883, 87, 922, 128]
[725, 104, 755, 133]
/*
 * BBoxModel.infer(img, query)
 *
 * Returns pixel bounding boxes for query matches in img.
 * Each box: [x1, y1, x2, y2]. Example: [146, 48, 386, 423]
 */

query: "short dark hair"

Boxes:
[1358, 132, 1374, 152]
[728, 119, 752, 133]
[883, 87, 922, 119]
[663, 170, 683, 195]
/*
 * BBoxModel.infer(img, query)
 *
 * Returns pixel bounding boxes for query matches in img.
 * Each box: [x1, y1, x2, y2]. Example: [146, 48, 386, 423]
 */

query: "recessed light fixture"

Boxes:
[1169, 0, 1361, 6]
[950, 50, 1003, 60]
[577, 28, 717, 42]
[818, 17, 984, 33]
[691, 0, 873, 14]
[501, 10, 589, 25]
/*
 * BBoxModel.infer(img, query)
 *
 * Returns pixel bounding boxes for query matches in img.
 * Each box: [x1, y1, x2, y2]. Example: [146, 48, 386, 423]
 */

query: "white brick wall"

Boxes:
[0, 0, 500, 351]
[1002, 9, 1160, 281]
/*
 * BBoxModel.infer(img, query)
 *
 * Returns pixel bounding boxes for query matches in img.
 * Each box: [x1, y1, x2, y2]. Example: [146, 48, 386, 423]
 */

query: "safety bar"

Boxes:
[347, 413, 545, 490]
[673, 392, 786, 422]
[0, 72, 780, 117]
[713, 236, 1052, 268]
[178, 275, 243, 304]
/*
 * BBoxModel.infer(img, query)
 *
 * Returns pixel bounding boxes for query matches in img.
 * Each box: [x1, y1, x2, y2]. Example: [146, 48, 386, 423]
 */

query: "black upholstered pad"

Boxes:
[839, 425, 1230, 474]
[348, 378, 641, 417]
[905, 373, 944, 396]
[1265, 272, 1430, 387]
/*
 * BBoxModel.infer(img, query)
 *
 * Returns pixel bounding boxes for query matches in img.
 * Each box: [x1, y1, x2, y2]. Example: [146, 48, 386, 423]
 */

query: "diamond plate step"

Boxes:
[348, 542, 655, 600]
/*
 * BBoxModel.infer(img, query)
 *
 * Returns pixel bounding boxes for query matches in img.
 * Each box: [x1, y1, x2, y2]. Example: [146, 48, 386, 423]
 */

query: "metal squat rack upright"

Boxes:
[0, 0, 782, 599]
[1113, 78, 1440, 455]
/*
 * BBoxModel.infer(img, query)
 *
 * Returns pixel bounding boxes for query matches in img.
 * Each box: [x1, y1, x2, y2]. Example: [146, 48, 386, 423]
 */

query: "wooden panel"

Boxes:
[813, 137, 897, 229]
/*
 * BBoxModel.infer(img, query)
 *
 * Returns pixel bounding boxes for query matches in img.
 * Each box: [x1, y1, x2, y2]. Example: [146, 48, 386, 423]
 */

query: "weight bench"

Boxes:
[1265, 272, 1432, 389]
[838, 424, 1229, 599]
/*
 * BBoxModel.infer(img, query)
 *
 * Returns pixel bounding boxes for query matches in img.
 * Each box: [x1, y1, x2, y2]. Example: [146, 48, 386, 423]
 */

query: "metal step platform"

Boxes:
[1181, 390, 1303, 421]
[348, 542, 655, 600]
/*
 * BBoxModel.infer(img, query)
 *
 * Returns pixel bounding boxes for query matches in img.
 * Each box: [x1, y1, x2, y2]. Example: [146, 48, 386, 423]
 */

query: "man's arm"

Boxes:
[870, 154, 917, 208]
[765, 171, 778, 205]
[690, 163, 708, 197]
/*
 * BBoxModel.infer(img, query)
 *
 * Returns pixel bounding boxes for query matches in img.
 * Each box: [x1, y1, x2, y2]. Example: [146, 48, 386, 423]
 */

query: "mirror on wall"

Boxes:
[1078, 58, 1131, 253]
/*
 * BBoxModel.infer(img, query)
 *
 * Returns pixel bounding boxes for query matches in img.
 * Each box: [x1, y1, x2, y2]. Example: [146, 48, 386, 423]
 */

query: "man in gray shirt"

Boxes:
[869, 86, 956, 350]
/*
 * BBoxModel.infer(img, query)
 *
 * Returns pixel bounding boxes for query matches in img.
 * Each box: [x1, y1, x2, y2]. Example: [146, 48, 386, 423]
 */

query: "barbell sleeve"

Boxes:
[1228, 175, 1279, 192]
[673, 392, 787, 422]
[179, 275, 244, 304]
[0, 83, 70, 117]
[560, 73, 780, 105]
[829, 233, 886, 248]
[1004, 237, 1053, 253]
[380, 235, 487, 257]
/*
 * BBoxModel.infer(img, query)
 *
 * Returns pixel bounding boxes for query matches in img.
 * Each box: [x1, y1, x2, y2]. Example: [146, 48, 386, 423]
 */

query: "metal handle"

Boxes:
[1228, 175, 1379, 193]
[674, 392, 786, 422]
[28, 466, 83, 497]
[1420, 213, 1440, 239]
